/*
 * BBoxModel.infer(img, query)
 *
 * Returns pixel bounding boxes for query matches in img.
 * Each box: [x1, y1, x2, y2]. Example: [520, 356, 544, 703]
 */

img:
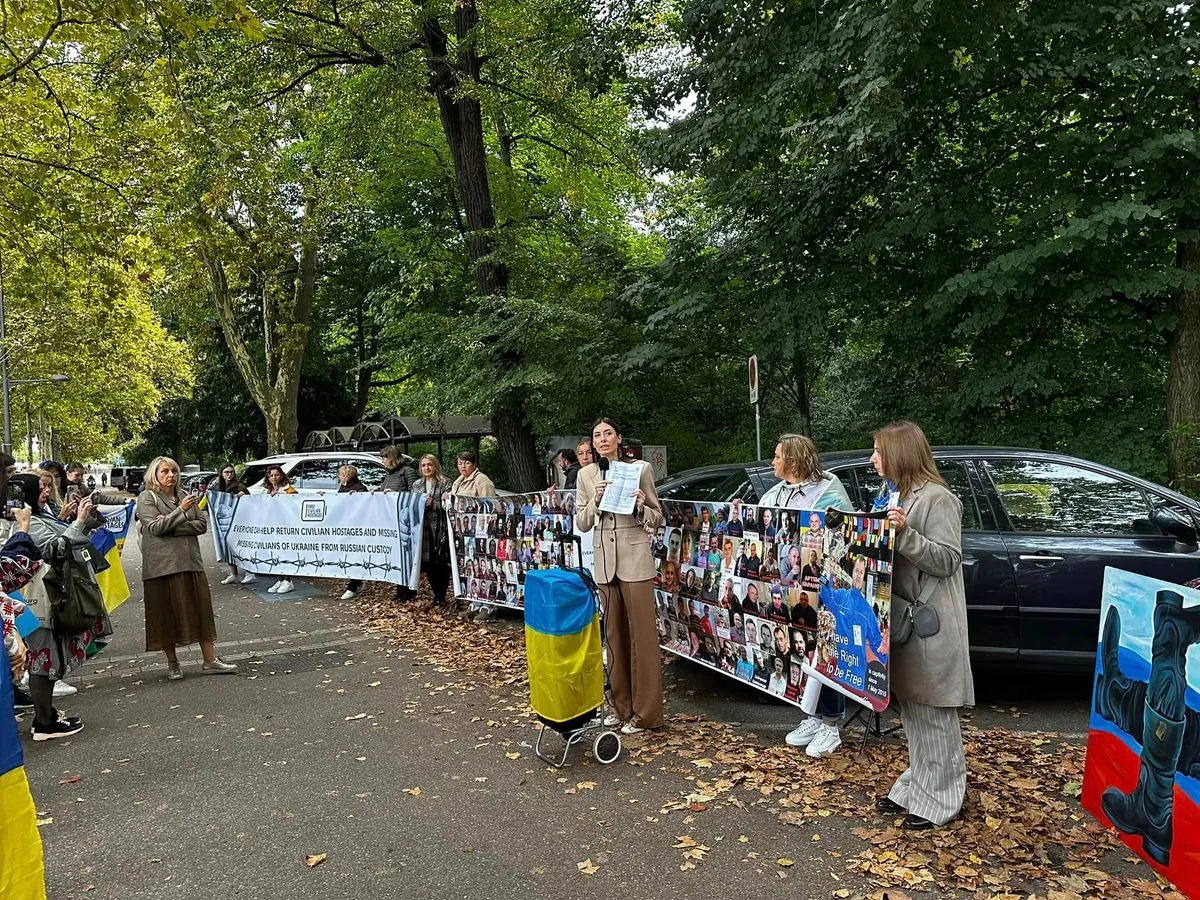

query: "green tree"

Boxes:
[654, 0, 1200, 487]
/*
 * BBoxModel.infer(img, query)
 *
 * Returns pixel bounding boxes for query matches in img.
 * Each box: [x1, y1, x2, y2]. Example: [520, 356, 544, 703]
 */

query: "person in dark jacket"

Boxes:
[338, 465, 368, 600]
[379, 446, 417, 493]
[557, 448, 581, 491]
[414, 455, 454, 604]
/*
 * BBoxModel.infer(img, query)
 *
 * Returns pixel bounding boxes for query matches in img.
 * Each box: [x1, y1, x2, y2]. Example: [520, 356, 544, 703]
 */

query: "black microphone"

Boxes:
[598, 456, 609, 480]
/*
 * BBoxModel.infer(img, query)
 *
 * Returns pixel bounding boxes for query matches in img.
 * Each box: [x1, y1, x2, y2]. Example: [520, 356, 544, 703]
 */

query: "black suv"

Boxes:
[656, 448, 1200, 670]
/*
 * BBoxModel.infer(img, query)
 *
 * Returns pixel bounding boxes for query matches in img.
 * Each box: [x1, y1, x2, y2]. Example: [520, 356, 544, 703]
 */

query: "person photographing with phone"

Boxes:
[9, 468, 113, 740]
[576, 418, 665, 735]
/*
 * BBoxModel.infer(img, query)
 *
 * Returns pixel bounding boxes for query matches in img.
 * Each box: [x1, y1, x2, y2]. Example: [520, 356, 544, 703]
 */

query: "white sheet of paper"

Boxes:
[598, 461, 641, 515]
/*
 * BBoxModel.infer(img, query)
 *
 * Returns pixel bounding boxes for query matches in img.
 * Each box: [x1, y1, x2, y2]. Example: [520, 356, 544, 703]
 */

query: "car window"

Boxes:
[840, 462, 980, 529]
[718, 470, 758, 503]
[288, 458, 342, 491]
[658, 472, 738, 502]
[353, 460, 387, 489]
[240, 464, 268, 488]
[983, 459, 1151, 535]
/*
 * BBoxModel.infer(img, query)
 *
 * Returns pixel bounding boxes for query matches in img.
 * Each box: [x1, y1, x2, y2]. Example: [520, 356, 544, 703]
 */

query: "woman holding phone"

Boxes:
[871, 421, 973, 830]
[577, 418, 665, 735]
[137, 457, 237, 681]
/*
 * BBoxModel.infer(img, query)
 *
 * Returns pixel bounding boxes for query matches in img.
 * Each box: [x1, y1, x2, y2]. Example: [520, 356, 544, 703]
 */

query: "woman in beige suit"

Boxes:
[576, 418, 665, 735]
[871, 421, 973, 831]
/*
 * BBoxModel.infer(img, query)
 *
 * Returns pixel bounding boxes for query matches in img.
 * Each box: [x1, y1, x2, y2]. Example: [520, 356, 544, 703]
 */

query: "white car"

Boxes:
[240, 452, 390, 495]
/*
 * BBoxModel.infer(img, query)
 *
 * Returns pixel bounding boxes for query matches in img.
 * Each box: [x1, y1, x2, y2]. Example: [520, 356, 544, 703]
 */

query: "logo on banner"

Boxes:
[301, 500, 326, 522]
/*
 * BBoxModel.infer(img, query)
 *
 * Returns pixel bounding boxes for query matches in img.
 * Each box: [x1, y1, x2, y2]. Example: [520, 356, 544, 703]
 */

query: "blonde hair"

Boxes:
[873, 420, 946, 498]
[145, 456, 182, 495]
[776, 433, 823, 482]
[419, 454, 445, 480]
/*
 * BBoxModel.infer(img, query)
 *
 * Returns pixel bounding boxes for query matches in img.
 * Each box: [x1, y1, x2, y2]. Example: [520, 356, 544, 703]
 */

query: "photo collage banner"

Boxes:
[654, 501, 895, 711]
[447, 491, 583, 610]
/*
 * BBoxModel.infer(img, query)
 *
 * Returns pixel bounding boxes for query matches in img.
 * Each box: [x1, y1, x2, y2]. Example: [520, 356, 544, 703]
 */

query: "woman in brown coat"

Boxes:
[136, 456, 237, 680]
[871, 422, 974, 830]
[576, 417, 665, 735]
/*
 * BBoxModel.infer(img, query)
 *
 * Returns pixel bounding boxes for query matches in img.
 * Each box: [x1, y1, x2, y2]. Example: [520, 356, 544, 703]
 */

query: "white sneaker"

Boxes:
[602, 714, 623, 728]
[267, 580, 281, 593]
[806, 723, 842, 758]
[53, 680, 78, 698]
[339, 589, 357, 601]
[275, 580, 294, 594]
[785, 716, 823, 748]
[220, 573, 238, 585]
[240, 573, 257, 584]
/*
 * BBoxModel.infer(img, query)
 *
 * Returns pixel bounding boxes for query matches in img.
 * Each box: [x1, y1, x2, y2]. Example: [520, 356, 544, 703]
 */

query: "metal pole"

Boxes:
[0, 249, 10, 457]
[25, 397, 32, 465]
[754, 402, 762, 461]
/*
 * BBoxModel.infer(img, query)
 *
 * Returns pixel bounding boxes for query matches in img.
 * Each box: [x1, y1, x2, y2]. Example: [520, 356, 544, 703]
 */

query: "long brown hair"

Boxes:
[873, 421, 946, 498]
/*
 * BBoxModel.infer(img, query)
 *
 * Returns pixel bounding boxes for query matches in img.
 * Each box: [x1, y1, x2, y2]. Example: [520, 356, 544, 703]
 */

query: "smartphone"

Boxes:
[2, 483, 24, 519]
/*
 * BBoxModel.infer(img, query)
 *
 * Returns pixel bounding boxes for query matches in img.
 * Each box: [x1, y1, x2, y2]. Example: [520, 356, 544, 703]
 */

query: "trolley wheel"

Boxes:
[593, 730, 622, 765]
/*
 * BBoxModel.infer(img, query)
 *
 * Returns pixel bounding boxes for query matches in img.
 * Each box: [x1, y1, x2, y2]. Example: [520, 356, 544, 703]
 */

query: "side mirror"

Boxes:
[1150, 506, 1199, 550]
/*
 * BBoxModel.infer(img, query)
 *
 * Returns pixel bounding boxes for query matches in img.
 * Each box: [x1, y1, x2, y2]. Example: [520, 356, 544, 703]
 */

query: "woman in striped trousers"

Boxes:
[870, 421, 975, 831]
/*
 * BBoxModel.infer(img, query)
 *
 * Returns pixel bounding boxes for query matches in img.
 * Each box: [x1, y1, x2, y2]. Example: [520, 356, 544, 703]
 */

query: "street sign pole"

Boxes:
[748, 355, 761, 460]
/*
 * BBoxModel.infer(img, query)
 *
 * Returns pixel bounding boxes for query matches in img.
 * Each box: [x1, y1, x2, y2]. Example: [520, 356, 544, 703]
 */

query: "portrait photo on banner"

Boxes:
[447, 490, 581, 610]
[655, 500, 894, 711]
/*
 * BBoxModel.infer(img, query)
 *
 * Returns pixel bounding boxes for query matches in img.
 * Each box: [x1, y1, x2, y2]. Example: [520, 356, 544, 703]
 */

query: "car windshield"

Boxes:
[240, 464, 269, 488]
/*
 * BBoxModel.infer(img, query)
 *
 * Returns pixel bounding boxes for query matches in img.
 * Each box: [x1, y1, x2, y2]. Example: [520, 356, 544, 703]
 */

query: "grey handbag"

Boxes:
[890, 575, 941, 645]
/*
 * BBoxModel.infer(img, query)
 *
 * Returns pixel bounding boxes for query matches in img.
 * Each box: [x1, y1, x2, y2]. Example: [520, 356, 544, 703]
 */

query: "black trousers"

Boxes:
[424, 559, 451, 604]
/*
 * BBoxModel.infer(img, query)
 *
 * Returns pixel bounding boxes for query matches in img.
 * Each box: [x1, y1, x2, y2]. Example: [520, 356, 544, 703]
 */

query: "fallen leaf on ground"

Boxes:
[577, 858, 599, 876]
[777, 857, 794, 867]
[403, 787, 422, 796]
[304, 853, 326, 868]
[58, 775, 82, 785]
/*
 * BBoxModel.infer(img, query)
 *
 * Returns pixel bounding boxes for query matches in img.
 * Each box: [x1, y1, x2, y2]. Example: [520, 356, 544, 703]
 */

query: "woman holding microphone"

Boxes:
[576, 418, 664, 735]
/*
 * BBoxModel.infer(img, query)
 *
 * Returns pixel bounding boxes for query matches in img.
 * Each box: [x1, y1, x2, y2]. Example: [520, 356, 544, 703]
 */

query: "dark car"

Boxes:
[656, 448, 1200, 670]
[111, 466, 146, 494]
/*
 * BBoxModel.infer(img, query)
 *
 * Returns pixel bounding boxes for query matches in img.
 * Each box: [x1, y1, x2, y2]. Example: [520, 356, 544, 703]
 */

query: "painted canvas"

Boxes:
[1083, 568, 1200, 896]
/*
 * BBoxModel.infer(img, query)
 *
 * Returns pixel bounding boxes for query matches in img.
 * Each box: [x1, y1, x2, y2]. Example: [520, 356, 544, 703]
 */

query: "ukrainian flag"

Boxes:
[524, 569, 605, 724]
[92, 500, 135, 613]
[0, 634, 48, 899]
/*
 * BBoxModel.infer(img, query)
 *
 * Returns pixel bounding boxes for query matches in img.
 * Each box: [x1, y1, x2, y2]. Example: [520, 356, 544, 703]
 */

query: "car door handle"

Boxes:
[1019, 554, 1064, 562]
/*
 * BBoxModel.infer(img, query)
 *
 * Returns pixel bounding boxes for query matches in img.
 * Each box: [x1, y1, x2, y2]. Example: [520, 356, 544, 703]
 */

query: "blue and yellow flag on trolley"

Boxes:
[524, 569, 605, 724]
[91, 500, 135, 613]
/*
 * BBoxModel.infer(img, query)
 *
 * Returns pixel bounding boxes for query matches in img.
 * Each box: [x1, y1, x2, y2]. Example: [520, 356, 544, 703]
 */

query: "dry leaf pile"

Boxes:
[347, 584, 1184, 899]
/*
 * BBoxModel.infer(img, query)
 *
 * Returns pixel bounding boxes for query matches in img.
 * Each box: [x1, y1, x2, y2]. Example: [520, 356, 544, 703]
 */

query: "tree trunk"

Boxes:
[492, 401, 545, 491]
[1167, 232, 1200, 493]
[790, 343, 813, 438]
[263, 394, 298, 459]
[420, 2, 543, 486]
[198, 193, 316, 456]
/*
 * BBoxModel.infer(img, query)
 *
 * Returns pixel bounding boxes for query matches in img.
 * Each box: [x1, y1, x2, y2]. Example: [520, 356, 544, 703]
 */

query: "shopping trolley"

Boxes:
[524, 567, 622, 768]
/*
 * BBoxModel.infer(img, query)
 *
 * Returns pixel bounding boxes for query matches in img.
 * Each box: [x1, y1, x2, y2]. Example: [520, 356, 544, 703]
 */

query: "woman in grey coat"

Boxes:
[871, 421, 974, 831]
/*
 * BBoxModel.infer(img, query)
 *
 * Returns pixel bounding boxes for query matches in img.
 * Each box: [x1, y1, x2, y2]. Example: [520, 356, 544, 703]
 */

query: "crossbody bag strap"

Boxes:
[914, 574, 940, 606]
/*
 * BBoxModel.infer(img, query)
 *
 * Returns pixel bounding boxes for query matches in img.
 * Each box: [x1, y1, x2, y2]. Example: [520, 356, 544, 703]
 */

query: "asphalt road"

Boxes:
[18, 538, 1102, 900]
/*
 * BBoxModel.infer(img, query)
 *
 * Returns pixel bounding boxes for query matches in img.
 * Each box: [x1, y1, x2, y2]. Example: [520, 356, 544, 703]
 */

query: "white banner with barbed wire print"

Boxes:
[207, 490, 425, 589]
